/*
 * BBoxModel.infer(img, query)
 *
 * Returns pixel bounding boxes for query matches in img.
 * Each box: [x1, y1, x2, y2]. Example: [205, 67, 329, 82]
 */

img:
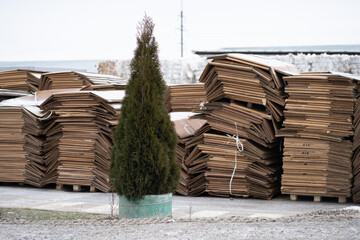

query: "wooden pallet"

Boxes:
[56, 184, 96, 192]
[289, 194, 347, 203]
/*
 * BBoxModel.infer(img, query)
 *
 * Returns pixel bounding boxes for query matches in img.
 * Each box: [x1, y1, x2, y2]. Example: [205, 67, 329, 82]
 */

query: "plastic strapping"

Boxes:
[226, 122, 244, 196]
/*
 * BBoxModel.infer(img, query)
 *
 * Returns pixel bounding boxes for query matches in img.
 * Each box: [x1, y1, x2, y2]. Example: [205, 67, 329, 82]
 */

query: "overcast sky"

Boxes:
[0, 0, 359, 61]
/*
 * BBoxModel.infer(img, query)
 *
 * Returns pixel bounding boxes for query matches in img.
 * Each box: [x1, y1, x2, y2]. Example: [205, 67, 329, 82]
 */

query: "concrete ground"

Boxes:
[0, 185, 358, 218]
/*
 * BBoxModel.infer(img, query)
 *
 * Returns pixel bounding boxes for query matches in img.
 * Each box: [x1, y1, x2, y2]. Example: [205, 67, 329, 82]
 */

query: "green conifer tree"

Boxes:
[110, 16, 179, 200]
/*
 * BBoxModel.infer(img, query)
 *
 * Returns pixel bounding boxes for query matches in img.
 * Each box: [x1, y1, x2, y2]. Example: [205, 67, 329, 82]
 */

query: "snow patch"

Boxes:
[249, 213, 284, 218]
[343, 206, 360, 211]
[191, 210, 229, 218]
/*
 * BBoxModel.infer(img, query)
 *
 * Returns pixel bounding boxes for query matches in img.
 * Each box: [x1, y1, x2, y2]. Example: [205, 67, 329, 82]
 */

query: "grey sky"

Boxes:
[0, 0, 359, 61]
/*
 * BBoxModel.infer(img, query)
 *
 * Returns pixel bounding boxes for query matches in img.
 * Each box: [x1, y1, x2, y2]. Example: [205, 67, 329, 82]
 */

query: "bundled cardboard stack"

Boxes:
[353, 97, 360, 203]
[200, 133, 251, 197]
[0, 89, 28, 102]
[22, 106, 61, 187]
[41, 90, 124, 191]
[196, 102, 276, 147]
[38, 71, 127, 91]
[0, 91, 62, 186]
[79, 72, 127, 86]
[173, 118, 209, 196]
[0, 67, 127, 191]
[173, 117, 252, 197]
[41, 92, 101, 187]
[27, 72, 43, 93]
[39, 72, 87, 90]
[0, 87, 123, 192]
[279, 73, 359, 201]
[0, 69, 44, 92]
[199, 54, 298, 122]
[41, 113, 62, 186]
[0, 106, 27, 182]
[194, 54, 297, 199]
[195, 102, 283, 199]
[165, 84, 206, 112]
[22, 106, 52, 187]
[91, 91, 124, 192]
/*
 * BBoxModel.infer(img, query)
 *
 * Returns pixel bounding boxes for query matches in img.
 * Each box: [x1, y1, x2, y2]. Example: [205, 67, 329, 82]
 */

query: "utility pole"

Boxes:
[181, 0, 183, 58]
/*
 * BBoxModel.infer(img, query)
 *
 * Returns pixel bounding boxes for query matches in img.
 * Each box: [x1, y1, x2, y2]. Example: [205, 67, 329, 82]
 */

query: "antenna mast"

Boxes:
[181, 0, 183, 58]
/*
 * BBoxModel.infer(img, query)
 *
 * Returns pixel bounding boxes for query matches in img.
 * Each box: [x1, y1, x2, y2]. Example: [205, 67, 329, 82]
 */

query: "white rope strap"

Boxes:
[199, 101, 205, 110]
[184, 124, 191, 135]
[34, 91, 38, 105]
[38, 111, 53, 121]
[226, 122, 244, 196]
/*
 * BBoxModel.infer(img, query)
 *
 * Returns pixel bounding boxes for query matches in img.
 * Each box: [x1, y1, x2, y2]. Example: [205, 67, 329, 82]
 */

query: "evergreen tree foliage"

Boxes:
[110, 16, 179, 201]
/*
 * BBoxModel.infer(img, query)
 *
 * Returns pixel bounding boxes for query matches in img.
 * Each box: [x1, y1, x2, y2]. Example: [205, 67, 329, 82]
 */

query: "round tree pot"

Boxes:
[118, 193, 172, 219]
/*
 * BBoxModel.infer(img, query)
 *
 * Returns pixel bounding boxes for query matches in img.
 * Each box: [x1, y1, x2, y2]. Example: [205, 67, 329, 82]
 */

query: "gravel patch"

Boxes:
[1, 209, 360, 239]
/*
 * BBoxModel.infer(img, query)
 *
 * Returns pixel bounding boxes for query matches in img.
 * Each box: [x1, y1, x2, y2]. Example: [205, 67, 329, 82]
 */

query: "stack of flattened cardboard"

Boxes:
[353, 97, 360, 203]
[78, 72, 128, 86]
[279, 73, 359, 200]
[0, 89, 28, 102]
[41, 113, 62, 186]
[41, 90, 125, 191]
[41, 91, 100, 187]
[195, 54, 297, 199]
[34, 90, 77, 186]
[0, 69, 44, 92]
[200, 133, 251, 197]
[196, 102, 276, 147]
[26, 72, 43, 93]
[81, 84, 126, 91]
[196, 102, 282, 199]
[39, 71, 127, 91]
[22, 106, 55, 187]
[165, 84, 206, 112]
[173, 118, 209, 196]
[0, 88, 122, 190]
[0, 106, 26, 183]
[0, 90, 68, 186]
[199, 54, 298, 122]
[39, 72, 86, 90]
[91, 91, 124, 192]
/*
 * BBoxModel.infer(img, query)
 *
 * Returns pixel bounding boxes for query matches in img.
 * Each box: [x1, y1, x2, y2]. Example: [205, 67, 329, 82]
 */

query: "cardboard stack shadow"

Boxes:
[278, 73, 360, 201]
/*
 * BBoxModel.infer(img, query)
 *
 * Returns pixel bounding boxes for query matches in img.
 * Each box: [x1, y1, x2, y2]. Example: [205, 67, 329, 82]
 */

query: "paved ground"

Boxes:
[0, 185, 358, 218]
